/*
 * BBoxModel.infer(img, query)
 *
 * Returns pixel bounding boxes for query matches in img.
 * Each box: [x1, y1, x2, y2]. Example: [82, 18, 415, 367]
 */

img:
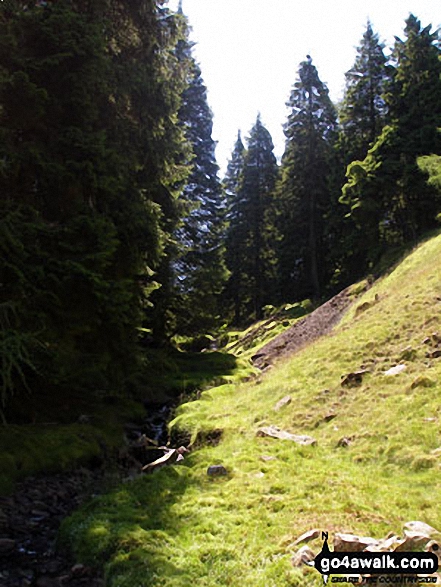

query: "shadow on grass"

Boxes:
[61, 458, 214, 586]
[142, 349, 241, 404]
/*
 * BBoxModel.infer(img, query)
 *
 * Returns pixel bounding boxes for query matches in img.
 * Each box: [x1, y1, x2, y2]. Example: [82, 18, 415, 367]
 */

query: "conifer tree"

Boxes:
[341, 14, 441, 261]
[0, 0, 189, 410]
[327, 24, 389, 288]
[224, 117, 278, 323]
[170, 6, 228, 336]
[339, 22, 389, 163]
[222, 132, 246, 323]
[277, 57, 337, 301]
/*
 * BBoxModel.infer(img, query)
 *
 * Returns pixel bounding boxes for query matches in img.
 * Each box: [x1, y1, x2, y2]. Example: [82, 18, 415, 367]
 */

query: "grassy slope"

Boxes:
[61, 233, 441, 587]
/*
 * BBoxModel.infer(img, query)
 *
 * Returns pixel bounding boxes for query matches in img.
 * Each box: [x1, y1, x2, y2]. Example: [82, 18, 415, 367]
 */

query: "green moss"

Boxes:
[0, 396, 145, 495]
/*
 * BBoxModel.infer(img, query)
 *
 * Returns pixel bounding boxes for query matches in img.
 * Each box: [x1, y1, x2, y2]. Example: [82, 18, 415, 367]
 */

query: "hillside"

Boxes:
[62, 232, 441, 586]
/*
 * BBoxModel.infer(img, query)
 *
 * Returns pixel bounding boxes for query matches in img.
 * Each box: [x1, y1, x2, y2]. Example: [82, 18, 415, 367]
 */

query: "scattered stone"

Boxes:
[341, 370, 368, 388]
[425, 539, 441, 557]
[293, 528, 321, 545]
[323, 412, 336, 423]
[291, 545, 315, 567]
[404, 520, 440, 538]
[256, 425, 317, 446]
[364, 535, 403, 552]
[392, 521, 441, 552]
[274, 395, 292, 411]
[0, 460, 133, 586]
[260, 455, 276, 462]
[333, 533, 378, 552]
[384, 364, 406, 376]
[422, 333, 441, 346]
[336, 437, 351, 448]
[207, 465, 228, 477]
[426, 349, 441, 359]
[430, 447, 441, 457]
[70, 564, 87, 576]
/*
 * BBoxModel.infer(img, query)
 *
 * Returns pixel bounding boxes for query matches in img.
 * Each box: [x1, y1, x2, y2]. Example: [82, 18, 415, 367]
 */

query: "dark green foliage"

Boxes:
[224, 116, 278, 323]
[171, 13, 228, 336]
[341, 15, 441, 266]
[339, 22, 389, 163]
[222, 132, 246, 323]
[277, 57, 337, 301]
[0, 1, 189, 415]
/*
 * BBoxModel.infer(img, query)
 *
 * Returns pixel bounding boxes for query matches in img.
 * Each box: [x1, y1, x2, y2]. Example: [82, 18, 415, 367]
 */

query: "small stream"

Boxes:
[0, 401, 181, 587]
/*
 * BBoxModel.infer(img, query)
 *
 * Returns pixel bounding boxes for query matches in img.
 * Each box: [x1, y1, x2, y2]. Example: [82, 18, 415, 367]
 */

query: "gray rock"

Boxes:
[384, 364, 406, 376]
[333, 532, 378, 552]
[71, 563, 87, 576]
[294, 528, 321, 545]
[341, 370, 368, 388]
[392, 520, 441, 551]
[256, 425, 316, 446]
[291, 545, 315, 567]
[207, 465, 228, 477]
[365, 535, 403, 552]
[336, 436, 352, 448]
[403, 520, 440, 538]
[274, 395, 292, 411]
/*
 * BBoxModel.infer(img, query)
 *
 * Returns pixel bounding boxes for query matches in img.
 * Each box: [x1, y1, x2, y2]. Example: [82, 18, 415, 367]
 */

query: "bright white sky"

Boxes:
[167, 0, 440, 175]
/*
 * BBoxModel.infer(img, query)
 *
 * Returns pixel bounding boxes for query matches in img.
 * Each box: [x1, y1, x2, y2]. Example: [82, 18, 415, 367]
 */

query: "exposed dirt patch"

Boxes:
[252, 286, 359, 370]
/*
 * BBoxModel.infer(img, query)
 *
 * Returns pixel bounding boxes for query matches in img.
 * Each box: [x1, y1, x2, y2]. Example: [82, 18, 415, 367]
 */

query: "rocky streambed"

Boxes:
[0, 466, 107, 587]
[0, 403, 178, 587]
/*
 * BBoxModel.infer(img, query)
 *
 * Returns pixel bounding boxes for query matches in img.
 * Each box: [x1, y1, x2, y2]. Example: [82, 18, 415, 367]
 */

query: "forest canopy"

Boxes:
[1, 2, 441, 417]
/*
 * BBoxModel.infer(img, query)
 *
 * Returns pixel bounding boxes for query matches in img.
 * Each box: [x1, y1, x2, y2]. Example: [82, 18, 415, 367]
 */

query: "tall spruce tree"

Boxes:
[277, 57, 337, 302]
[0, 0, 189, 413]
[328, 24, 389, 287]
[341, 14, 441, 262]
[339, 22, 389, 163]
[224, 117, 278, 323]
[170, 5, 227, 336]
[222, 132, 246, 324]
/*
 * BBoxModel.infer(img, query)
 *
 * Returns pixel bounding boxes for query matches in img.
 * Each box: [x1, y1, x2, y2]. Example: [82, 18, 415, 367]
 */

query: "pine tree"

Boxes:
[327, 24, 389, 288]
[339, 22, 389, 163]
[222, 132, 246, 324]
[277, 57, 337, 301]
[0, 0, 189, 411]
[341, 15, 441, 260]
[224, 117, 278, 323]
[170, 7, 228, 336]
